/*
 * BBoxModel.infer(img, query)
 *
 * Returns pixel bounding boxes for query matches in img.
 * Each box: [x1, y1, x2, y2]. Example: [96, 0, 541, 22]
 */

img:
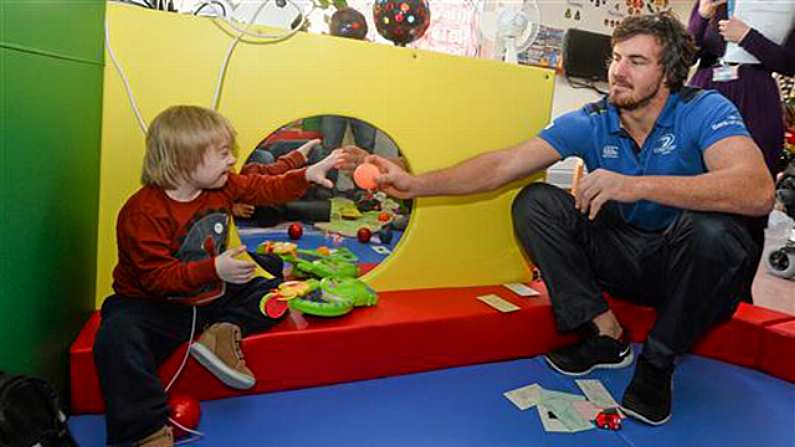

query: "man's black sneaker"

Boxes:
[544, 334, 633, 376]
[621, 355, 674, 425]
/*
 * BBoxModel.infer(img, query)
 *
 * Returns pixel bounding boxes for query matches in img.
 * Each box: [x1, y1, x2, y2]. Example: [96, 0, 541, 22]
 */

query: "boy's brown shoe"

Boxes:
[189, 322, 256, 389]
[135, 425, 173, 447]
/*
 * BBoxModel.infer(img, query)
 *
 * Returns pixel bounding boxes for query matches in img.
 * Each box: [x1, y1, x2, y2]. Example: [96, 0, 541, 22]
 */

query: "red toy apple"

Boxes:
[168, 393, 201, 438]
[265, 296, 288, 319]
[288, 223, 303, 240]
[357, 227, 372, 243]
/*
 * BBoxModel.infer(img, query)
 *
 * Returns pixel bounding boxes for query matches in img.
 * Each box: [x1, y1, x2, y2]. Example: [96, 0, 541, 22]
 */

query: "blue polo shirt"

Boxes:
[538, 88, 750, 231]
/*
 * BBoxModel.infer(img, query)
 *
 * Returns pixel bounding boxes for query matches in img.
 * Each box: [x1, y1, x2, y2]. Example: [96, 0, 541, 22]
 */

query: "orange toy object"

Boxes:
[353, 163, 379, 190]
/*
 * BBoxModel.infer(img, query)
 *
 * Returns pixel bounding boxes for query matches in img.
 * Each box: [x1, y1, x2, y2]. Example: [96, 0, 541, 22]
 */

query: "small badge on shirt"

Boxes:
[712, 64, 739, 82]
[601, 145, 619, 159]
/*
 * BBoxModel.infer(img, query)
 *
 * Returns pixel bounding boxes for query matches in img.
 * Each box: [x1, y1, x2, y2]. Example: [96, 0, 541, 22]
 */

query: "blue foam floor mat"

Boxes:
[238, 226, 401, 264]
[69, 347, 795, 446]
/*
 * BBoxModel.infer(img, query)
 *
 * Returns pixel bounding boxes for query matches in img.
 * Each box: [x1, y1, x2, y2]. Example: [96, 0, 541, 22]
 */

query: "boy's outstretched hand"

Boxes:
[215, 245, 256, 284]
[365, 155, 416, 199]
[305, 149, 342, 188]
[296, 138, 322, 160]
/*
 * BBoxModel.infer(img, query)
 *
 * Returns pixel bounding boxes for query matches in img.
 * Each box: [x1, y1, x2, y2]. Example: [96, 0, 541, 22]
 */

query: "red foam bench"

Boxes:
[601, 292, 794, 369]
[70, 283, 572, 414]
[70, 281, 795, 414]
[758, 320, 795, 382]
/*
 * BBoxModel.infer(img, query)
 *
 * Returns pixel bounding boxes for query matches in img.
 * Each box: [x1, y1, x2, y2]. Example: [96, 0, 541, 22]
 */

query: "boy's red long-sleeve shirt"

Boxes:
[112, 151, 307, 305]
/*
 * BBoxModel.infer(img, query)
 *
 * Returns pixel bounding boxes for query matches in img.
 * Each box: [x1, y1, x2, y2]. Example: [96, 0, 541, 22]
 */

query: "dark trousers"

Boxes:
[94, 277, 283, 445]
[511, 183, 758, 367]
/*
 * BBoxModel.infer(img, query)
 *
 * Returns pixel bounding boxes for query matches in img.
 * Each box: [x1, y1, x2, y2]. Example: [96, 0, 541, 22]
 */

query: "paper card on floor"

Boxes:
[503, 384, 541, 410]
[476, 294, 520, 312]
[371, 245, 391, 255]
[572, 400, 601, 421]
[540, 388, 586, 403]
[575, 379, 619, 409]
[503, 282, 541, 297]
[537, 404, 570, 432]
[542, 397, 594, 432]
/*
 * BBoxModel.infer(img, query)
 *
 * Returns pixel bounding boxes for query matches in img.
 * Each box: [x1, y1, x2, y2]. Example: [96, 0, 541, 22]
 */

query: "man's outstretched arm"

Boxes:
[368, 137, 562, 199]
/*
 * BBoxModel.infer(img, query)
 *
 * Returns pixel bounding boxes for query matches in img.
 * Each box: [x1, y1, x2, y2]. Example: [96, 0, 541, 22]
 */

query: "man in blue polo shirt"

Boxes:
[365, 12, 774, 426]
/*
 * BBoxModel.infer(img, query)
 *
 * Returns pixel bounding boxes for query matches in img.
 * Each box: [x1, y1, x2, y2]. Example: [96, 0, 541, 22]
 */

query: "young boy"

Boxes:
[93, 105, 339, 446]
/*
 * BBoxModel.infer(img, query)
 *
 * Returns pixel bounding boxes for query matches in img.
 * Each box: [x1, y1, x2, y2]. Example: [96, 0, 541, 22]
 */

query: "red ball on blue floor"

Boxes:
[168, 393, 201, 438]
[288, 223, 303, 240]
[357, 227, 372, 243]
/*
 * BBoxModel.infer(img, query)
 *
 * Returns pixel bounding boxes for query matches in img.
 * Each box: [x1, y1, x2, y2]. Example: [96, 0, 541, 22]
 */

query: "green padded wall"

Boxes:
[1, 0, 105, 398]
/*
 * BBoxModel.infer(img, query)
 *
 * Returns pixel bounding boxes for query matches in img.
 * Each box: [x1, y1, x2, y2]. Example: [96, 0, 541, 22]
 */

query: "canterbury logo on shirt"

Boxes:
[711, 114, 745, 131]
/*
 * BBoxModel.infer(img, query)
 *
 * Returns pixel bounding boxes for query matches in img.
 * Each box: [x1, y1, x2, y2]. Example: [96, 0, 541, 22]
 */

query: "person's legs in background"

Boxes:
[317, 115, 347, 165]
[246, 148, 275, 165]
[350, 118, 377, 153]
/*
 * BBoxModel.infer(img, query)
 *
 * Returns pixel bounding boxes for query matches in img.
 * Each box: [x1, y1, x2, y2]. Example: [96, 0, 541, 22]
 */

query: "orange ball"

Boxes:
[353, 162, 380, 190]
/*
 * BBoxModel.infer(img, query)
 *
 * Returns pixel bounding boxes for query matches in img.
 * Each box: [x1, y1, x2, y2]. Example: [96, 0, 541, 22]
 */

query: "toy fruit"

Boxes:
[288, 223, 303, 240]
[357, 227, 372, 243]
[340, 205, 363, 220]
[263, 296, 289, 318]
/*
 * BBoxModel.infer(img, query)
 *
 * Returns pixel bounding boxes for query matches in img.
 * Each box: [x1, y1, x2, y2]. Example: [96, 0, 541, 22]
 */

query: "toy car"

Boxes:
[595, 408, 622, 431]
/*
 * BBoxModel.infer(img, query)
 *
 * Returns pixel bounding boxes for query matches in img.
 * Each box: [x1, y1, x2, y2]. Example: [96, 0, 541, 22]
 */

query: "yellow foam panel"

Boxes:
[95, 3, 555, 307]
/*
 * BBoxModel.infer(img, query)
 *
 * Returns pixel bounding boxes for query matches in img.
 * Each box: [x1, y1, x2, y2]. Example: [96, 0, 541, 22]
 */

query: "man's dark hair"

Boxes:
[612, 11, 697, 91]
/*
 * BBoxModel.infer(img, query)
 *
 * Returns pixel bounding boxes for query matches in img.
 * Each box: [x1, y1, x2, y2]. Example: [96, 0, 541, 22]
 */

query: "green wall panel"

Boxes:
[2, 0, 105, 63]
[1, 0, 104, 398]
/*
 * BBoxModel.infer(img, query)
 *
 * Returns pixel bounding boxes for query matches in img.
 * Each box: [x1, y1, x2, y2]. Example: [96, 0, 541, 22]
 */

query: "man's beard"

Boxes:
[609, 75, 664, 111]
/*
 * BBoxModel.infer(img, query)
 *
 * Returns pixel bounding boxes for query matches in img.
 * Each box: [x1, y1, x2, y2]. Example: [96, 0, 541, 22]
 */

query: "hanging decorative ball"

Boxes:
[373, 0, 431, 46]
[329, 7, 369, 40]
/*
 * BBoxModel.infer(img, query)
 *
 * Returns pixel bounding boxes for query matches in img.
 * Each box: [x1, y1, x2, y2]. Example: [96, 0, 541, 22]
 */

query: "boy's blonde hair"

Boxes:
[142, 105, 237, 188]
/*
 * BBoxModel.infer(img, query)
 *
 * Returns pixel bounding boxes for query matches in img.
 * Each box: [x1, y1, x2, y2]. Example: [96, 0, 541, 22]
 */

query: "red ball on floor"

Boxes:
[168, 394, 201, 438]
[357, 227, 372, 243]
[288, 223, 303, 240]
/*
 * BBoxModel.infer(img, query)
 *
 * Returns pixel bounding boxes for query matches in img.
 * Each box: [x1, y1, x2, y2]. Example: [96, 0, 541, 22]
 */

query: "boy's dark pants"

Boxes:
[94, 277, 282, 445]
[512, 183, 758, 367]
